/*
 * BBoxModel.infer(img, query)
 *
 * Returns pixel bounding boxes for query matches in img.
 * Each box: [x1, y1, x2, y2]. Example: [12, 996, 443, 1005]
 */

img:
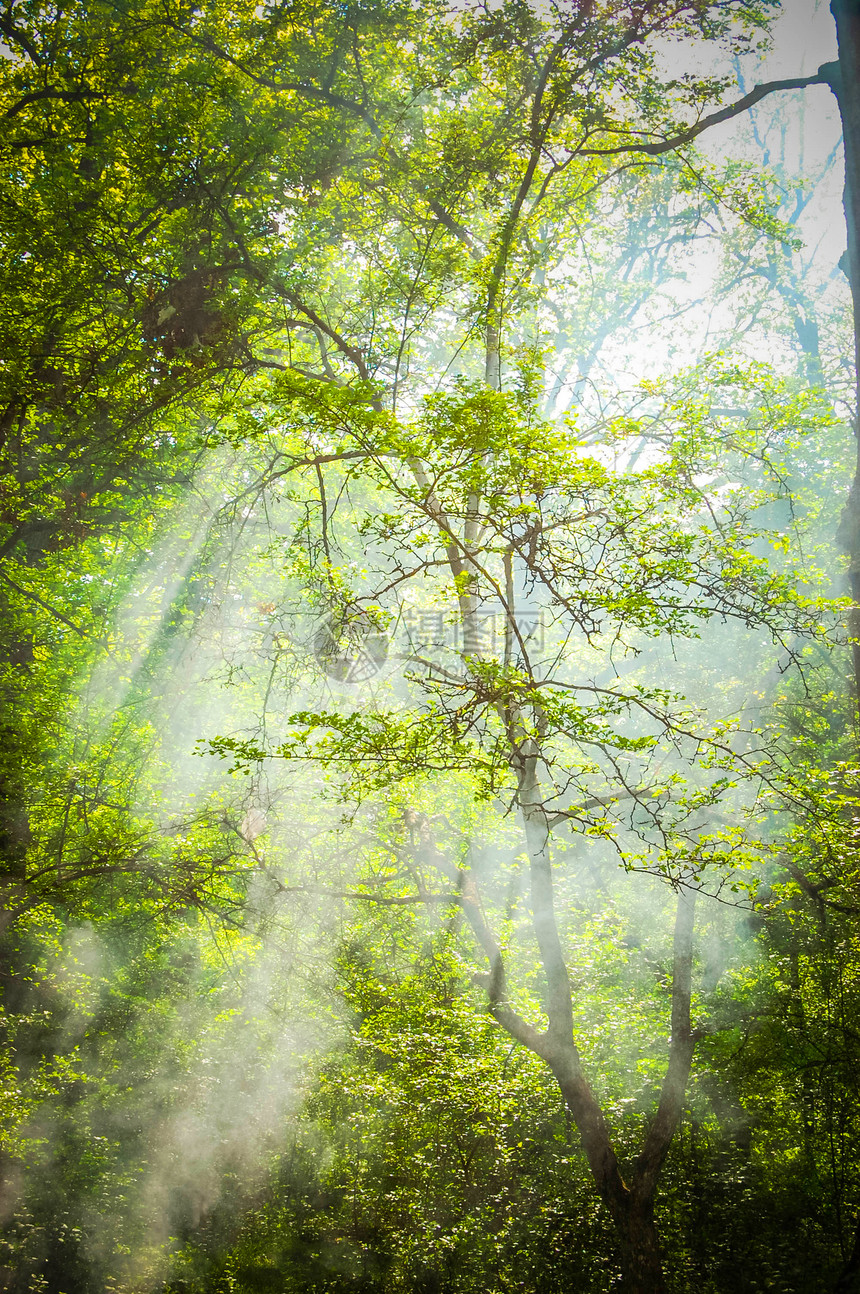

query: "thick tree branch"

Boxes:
[0, 15, 42, 64]
[578, 73, 828, 158]
[3, 86, 102, 119]
[0, 568, 91, 639]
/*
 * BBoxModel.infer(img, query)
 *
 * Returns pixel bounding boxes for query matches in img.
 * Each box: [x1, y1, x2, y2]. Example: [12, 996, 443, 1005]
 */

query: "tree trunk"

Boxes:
[826, 2, 860, 710]
[553, 1050, 669, 1292]
[514, 757, 698, 1292]
[615, 1201, 666, 1294]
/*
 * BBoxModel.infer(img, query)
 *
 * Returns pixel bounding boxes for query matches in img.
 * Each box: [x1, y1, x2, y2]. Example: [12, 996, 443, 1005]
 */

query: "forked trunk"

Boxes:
[547, 885, 697, 1294]
[553, 1062, 668, 1292]
[457, 707, 696, 1292]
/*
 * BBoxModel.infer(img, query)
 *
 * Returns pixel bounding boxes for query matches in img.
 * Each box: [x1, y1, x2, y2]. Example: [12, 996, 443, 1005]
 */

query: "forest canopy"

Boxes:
[0, 1, 858, 1292]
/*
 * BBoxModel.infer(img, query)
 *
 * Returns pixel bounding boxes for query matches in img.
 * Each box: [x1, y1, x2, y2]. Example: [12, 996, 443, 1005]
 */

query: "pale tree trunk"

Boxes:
[826, 2, 860, 711]
[452, 743, 698, 1292]
[523, 752, 697, 1291]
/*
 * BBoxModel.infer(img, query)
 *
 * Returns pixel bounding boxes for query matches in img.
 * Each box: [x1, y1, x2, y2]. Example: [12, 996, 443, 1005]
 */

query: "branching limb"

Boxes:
[578, 73, 828, 158]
